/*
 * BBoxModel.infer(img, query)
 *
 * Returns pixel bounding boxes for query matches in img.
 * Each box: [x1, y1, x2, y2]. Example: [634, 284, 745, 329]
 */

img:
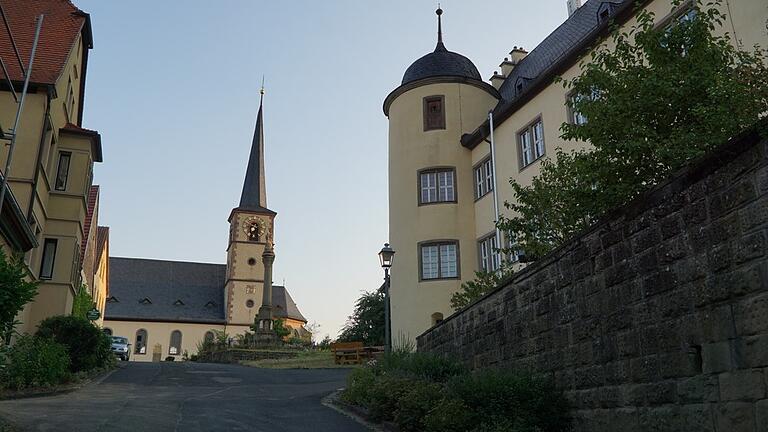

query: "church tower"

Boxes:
[224, 90, 277, 332]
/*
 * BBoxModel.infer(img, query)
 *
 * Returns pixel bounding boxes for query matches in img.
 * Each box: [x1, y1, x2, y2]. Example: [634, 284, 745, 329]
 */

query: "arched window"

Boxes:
[204, 331, 214, 343]
[103, 328, 113, 336]
[169, 330, 182, 355]
[135, 329, 148, 354]
[431, 312, 444, 326]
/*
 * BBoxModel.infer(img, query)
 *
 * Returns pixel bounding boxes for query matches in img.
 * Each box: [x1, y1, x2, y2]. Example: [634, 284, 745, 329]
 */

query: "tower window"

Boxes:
[419, 168, 456, 205]
[423, 95, 445, 131]
[474, 157, 494, 199]
[420, 241, 459, 280]
[518, 117, 545, 168]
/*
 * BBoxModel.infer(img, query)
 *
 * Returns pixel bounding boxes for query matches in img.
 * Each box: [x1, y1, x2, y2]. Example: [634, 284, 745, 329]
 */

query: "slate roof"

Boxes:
[237, 95, 274, 214]
[402, 44, 481, 86]
[496, 0, 626, 103]
[104, 257, 307, 324]
[401, 9, 481, 86]
[0, 0, 92, 84]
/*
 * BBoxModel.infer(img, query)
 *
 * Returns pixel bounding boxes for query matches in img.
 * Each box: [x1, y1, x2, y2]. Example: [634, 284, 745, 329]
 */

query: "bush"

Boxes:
[367, 374, 413, 422]
[2, 335, 70, 390]
[394, 381, 445, 432]
[423, 398, 475, 432]
[35, 315, 114, 372]
[447, 369, 570, 432]
[0, 249, 39, 341]
[375, 351, 466, 382]
[341, 367, 376, 406]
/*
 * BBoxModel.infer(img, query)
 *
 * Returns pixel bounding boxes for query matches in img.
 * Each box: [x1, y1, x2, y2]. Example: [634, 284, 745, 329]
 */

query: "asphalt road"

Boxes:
[0, 362, 368, 432]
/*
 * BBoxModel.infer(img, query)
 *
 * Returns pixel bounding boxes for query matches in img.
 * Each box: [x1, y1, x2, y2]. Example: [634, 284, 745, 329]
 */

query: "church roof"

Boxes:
[401, 8, 481, 86]
[104, 257, 307, 324]
[237, 93, 274, 214]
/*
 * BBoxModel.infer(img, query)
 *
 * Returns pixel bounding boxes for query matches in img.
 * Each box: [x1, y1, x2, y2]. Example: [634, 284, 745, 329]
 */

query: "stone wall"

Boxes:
[417, 127, 768, 431]
[197, 349, 297, 364]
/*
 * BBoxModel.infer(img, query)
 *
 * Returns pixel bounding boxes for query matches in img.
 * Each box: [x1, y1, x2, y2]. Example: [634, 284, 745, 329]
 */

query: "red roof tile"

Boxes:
[0, 0, 91, 85]
[95, 226, 108, 263]
[80, 184, 98, 263]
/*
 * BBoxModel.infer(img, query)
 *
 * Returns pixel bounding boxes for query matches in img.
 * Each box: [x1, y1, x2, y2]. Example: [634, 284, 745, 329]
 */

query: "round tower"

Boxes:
[384, 8, 499, 343]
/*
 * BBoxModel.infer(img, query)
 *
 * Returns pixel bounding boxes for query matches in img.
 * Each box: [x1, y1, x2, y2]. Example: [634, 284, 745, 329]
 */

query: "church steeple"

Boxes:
[239, 89, 270, 212]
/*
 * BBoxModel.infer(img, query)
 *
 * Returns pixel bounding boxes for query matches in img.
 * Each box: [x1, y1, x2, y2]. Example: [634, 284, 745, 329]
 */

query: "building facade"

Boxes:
[385, 0, 768, 341]
[0, 0, 106, 336]
[103, 95, 309, 362]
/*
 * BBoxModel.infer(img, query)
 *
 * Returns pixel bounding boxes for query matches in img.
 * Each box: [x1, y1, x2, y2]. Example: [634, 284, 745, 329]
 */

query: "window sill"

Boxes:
[474, 191, 493, 203]
[418, 200, 458, 207]
[419, 276, 460, 283]
[519, 154, 545, 173]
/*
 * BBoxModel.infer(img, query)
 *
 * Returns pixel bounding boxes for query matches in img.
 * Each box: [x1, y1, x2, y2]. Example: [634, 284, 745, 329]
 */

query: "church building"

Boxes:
[103, 93, 308, 361]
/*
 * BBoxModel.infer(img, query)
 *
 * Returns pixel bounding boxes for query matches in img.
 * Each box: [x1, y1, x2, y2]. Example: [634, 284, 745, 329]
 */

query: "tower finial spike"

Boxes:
[259, 76, 265, 99]
[435, 5, 445, 51]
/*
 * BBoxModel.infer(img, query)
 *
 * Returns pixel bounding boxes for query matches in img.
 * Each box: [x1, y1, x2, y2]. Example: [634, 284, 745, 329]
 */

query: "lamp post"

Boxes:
[379, 243, 395, 353]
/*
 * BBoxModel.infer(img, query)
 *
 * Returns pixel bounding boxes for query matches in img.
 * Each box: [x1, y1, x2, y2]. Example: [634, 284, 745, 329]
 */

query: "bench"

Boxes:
[330, 342, 364, 365]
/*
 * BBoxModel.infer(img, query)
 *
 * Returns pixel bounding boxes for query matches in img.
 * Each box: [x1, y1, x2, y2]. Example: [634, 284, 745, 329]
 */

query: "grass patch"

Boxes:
[242, 350, 355, 369]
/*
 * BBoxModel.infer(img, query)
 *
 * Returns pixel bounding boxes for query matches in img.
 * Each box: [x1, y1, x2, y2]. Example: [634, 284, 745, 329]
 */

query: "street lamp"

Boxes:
[379, 243, 395, 353]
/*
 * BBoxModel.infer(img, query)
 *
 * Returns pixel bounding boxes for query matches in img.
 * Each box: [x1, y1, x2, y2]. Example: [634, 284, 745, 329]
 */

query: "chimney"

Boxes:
[489, 71, 506, 90]
[567, 0, 582, 16]
[500, 57, 515, 77]
[509, 46, 528, 65]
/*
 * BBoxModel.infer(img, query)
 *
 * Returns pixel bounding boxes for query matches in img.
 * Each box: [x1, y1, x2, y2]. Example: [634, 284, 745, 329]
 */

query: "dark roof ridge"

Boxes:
[109, 256, 226, 267]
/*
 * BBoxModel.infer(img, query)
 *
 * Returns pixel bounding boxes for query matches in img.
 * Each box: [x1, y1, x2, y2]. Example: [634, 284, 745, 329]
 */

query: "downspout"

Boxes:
[26, 87, 52, 221]
[488, 111, 502, 260]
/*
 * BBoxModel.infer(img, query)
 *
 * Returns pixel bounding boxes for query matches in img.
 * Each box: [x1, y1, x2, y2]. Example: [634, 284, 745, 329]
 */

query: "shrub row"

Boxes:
[1, 315, 115, 390]
[342, 352, 570, 432]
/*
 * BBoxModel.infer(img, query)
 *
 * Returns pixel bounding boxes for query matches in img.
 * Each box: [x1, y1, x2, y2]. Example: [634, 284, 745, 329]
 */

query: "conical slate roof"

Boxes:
[238, 93, 274, 213]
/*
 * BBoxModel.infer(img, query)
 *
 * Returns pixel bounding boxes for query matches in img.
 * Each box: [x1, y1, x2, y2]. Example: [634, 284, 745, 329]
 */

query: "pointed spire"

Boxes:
[239, 85, 270, 212]
[435, 6, 446, 52]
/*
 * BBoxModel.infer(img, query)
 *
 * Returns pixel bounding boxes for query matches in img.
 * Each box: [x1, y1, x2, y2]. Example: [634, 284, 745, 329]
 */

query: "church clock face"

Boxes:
[243, 217, 266, 242]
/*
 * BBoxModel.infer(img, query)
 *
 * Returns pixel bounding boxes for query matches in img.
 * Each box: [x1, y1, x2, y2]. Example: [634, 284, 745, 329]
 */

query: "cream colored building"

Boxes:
[385, 0, 768, 341]
[103, 96, 309, 362]
[0, 0, 106, 335]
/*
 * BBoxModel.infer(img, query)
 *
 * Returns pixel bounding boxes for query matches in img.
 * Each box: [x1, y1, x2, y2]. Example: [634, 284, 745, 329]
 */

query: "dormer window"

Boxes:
[205, 301, 216, 308]
[139, 297, 152, 305]
[597, 3, 617, 23]
[173, 299, 184, 306]
[106, 296, 118, 303]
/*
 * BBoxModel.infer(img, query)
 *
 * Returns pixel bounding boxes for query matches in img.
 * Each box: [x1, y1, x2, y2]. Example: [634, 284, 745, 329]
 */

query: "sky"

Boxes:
[76, 0, 570, 339]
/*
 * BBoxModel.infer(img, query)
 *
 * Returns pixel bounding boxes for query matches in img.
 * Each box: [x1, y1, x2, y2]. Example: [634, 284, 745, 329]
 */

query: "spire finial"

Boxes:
[435, 5, 446, 51]
[259, 76, 265, 101]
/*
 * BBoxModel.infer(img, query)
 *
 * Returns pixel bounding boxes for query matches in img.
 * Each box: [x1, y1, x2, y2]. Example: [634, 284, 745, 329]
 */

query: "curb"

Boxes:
[321, 390, 396, 432]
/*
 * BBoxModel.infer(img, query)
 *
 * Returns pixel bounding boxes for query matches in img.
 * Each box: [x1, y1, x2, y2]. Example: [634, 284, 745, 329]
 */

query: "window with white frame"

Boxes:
[420, 241, 459, 280]
[568, 94, 588, 125]
[506, 234, 523, 263]
[419, 168, 455, 204]
[54, 152, 71, 191]
[474, 158, 494, 199]
[169, 330, 182, 355]
[478, 234, 501, 272]
[519, 118, 545, 168]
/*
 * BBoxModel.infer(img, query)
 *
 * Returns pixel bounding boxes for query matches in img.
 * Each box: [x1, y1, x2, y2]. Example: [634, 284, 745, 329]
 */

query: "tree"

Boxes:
[0, 249, 39, 342]
[272, 318, 292, 339]
[498, 0, 768, 257]
[450, 263, 514, 311]
[337, 290, 385, 346]
[71, 284, 95, 320]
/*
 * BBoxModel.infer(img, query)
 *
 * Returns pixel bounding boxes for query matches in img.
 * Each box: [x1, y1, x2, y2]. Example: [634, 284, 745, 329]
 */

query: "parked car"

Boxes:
[110, 336, 131, 361]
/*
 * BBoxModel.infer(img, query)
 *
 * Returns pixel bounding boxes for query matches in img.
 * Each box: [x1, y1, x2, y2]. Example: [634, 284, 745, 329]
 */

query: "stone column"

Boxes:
[256, 236, 276, 339]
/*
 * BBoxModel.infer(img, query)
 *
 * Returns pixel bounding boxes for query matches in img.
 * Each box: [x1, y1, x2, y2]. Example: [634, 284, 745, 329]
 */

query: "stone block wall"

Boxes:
[417, 128, 768, 431]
